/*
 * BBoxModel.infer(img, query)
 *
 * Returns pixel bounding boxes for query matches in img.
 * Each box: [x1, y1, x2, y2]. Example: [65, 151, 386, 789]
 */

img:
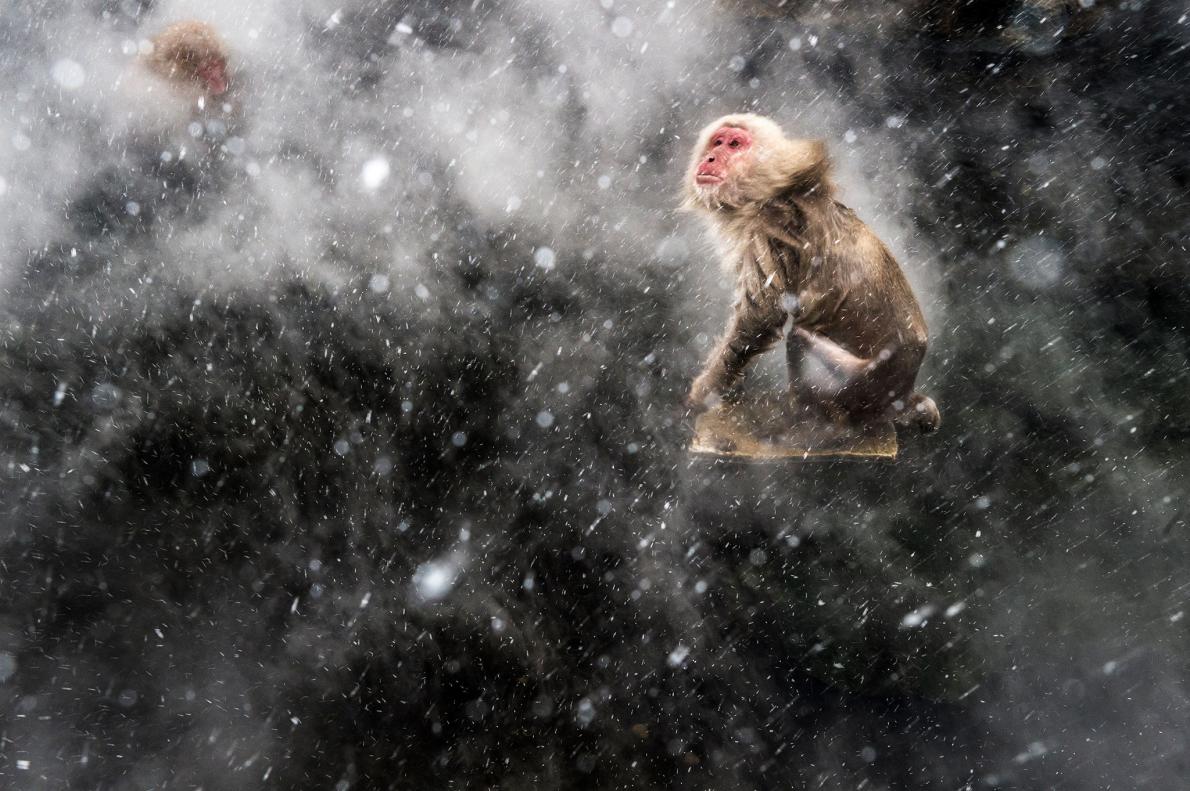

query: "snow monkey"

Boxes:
[144, 20, 231, 98]
[683, 113, 940, 432]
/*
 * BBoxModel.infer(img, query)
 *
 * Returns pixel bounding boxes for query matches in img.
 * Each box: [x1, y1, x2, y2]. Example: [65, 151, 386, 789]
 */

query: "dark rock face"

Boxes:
[1, 2, 1187, 788]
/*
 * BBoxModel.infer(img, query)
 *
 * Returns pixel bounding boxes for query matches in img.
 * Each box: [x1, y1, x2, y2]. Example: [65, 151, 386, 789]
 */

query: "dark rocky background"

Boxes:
[1, 0, 1187, 788]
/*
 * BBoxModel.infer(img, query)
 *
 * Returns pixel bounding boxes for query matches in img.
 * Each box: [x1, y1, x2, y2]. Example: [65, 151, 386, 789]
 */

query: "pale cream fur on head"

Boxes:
[682, 113, 832, 213]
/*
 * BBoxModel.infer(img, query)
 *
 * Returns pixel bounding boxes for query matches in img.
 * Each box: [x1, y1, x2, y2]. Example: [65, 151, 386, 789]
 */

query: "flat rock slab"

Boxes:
[689, 396, 897, 462]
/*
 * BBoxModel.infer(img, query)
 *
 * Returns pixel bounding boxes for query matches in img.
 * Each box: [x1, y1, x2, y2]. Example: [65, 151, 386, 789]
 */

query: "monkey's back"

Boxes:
[758, 196, 928, 361]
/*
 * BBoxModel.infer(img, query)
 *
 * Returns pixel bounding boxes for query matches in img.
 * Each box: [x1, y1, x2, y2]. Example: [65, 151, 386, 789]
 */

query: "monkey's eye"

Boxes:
[729, 140, 741, 148]
[712, 138, 723, 147]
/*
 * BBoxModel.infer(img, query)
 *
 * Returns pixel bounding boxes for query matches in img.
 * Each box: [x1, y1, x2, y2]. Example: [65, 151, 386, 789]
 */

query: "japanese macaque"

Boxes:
[684, 113, 940, 432]
[74, 21, 236, 241]
[143, 21, 231, 99]
[113, 20, 237, 137]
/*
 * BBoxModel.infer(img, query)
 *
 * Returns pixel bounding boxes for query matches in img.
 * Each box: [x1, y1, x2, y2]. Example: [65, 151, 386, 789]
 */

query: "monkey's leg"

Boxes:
[788, 326, 870, 402]
[793, 327, 935, 429]
[687, 300, 784, 410]
[789, 327, 904, 424]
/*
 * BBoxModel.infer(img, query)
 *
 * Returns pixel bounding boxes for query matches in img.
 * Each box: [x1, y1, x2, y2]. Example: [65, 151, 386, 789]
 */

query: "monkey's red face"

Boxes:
[197, 56, 229, 96]
[695, 126, 753, 188]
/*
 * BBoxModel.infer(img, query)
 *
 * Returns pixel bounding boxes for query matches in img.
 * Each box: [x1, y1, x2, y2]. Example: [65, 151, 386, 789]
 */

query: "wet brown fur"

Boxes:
[684, 113, 939, 430]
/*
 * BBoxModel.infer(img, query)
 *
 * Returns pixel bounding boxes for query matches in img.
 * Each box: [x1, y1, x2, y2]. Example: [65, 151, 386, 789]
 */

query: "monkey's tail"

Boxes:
[892, 393, 940, 433]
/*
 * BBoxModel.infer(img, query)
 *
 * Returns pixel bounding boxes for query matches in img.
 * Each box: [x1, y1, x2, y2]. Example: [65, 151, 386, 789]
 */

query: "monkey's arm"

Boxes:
[687, 295, 785, 410]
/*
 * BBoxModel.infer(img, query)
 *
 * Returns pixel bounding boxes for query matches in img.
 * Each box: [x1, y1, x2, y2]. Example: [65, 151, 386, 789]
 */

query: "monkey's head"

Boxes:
[145, 21, 230, 97]
[684, 113, 831, 212]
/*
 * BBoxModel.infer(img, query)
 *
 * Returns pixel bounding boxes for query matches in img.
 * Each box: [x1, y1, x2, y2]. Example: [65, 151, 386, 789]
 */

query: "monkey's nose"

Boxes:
[705, 156, 715, 163]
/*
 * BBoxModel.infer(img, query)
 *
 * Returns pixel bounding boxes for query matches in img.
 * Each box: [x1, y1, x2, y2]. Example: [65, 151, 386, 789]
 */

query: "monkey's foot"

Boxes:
[891, 393, 941, 434]
[689, 394, 897, 461]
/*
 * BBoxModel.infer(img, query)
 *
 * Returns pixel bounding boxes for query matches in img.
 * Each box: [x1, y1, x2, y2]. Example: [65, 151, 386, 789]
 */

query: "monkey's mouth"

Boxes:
[695, 174, 724, 186]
